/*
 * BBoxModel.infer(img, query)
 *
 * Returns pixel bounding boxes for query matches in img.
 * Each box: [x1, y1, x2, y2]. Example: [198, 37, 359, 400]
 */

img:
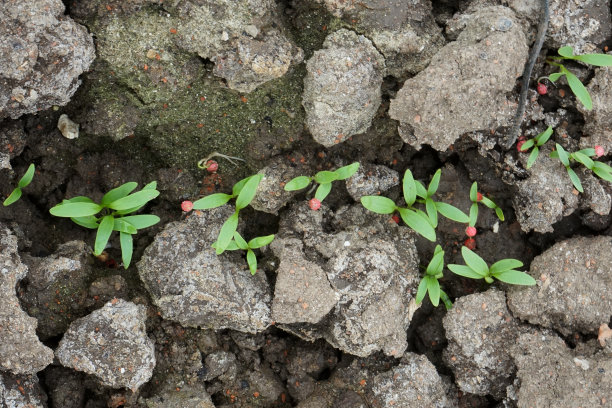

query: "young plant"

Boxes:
[468, 182, 504, 230]
[191, 174, 263, 254]
[415, 245, 452, 309]
[213, 231, 274, 275]
[284, 162, 360, 205]
[519, 126, 553, 168]
[3, 163, 35, 206]
[448, 246, 536, 285]
[49, 181, 160, 268]
[550, 144, 612, 192]
[546, 46, 612, 110]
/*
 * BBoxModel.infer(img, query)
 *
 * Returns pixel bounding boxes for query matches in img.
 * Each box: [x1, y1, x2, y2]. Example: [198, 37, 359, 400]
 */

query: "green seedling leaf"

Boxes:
[489, 258, 524, 275]
[248, 234, 275, 249]
[233, 231, 249, 250]
[567, 167, 583, 192]
[558, 46, 574, 57]
[461, 246, 489, 277]
[17, 164, 35, 188]
[235, 174, 262, 210]
[576, 148, 596, 157]
[3, 188, 22, 206]
[564, 68, 592, 110]
[119, 215, 160, 229]
[592, 162, 612, 182]
[232, 176, 252, 196]
[440, 290, 453, 310]
[448, 264, 485, 280]
[284, 176, 311, 191]
[71, 216, 99, 229]
[113, 218, 138, 234]
[101, 182, 138, 206]
[215, 212, 239, 254]
[426, 245, 445, 277]
[593, 161, 612, 173]
[142, 181, 157, 190]
[427, 169, 441, 196]
[403, 170, 416, 206]
[397, 208, 436, 242]
[555, 144, 570, 166]
[435, 202, 469, 223]
[192, 193, 233, 210]
[334, 162, 360, 180]
[526, 146, 539, 169]
[493, 270, 536, 285]
[415, 180, 428, 199]
[415, 278, 428, 305]
[314, 171, 338, 184]
[535, 126, 553, 146]
[213, 240, 240, 251]
[94, 215, 114, 256]
[315, 182, 332, 201]
[426, 276, 440, 307]
[572, 151, 594, 169]
[120, 232, 133, 269]
[247, 249, 257, 275]
[64, 196, 96, 204]
[548, 72, 564, 82]
[495, 207, 505, 221]
[426, 198, 438, 228]
[50, 202, 102, 217]
[469, 182, 478, 202]
[572, 53, 612, 67]
[469, 202, 478, 227]
[360, 196, 397, 214]
[479, 196, 497, 209]
[520, 139, 535, 151]
[108, 189, 159, 211]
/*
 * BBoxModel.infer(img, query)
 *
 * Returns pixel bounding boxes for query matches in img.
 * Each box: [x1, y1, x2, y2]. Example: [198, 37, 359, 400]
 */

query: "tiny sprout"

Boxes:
[415, 245, 452, 309]
[285, 162, 360, 204]
[519, 126, 553, 169]
[550, 143, 612, 192]
[212, 231, 274, 275]
[4, 163, 35, 206]
[448, 247, 535, 286]
[197, 152, 245, 170]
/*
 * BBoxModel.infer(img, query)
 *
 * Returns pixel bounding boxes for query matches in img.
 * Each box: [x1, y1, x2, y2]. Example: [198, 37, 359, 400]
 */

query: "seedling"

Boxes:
[361, 169, 469, 242]
[448, 246, 536, 285]
[550, 143, 612, 192]
[468, 182, 504, 228]
[415, 245, 452, 309]
[284, 162, 360, 204]
[197, 152, 245, 171]
[519, 126, 553, 168]
[3, 163, 35, 206]
[212, 231, 274, 275]
[49, 181, 160, 268]
[546, 46, 612, 110]
[191, 174, 263, 254]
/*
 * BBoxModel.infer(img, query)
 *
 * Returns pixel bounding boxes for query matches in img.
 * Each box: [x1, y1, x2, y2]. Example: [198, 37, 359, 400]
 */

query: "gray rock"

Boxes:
[345, 164, 400, 201]
[0, 0, 95, 119]
[202, 351, 237, 382]
[579, 65, 612, 155]
[389, 6, 528, 151]
[138, 206, 272, 333]
[513, 144, 579, 233]
[443, 289, 519, 399]
[140, 383, 215, 408]
[0, 225, 53, 375]
[511, 329, 612, 407]
[56, 299, 156, 390]
[302, 29, 385, 147]
[0, 372, 47, 408]
[508, 236, 612, 336]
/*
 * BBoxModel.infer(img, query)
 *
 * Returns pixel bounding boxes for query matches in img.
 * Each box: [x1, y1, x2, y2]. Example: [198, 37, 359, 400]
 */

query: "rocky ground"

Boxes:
[1, 0, 612, 407]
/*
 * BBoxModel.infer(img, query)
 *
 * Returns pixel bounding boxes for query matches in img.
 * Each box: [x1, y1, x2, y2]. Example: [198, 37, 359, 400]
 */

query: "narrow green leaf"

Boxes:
[461, 246, 489, 277]
[113, 218, 138, 234]
[555, 143, 570, 166]
[592, 164, 612, 182]
[526, 146, 539, 169]
[489, 258, 524, 275]
[469, 203, 478, 227]
[192, 193, 233, 210]
[108, 189, 159, 211]
[558, 46, 574, 57]
[50, 202, 102, 217]
[565, 69, 592, 110]
[426, 198, 438, 228]
[415, 181, 428, 199]
[313, 171, 338, 184]
[17, 164, 35, 188]
[120, 232, 133, 269]
[360, 196, 397, 214]
[397, 208, 436, 242]
[119, 215, 160, 229]
[439, 289, 453, 310]
[3, 188, 22, 206]
[469, 182, 478, 202]
[71, 216, 99, 229]
[94, 215, 114, 256]
[235, 174, 263, 210]
[415, 278, 428, 305]
[426, 276, 440, 307]
[232, 176, 251, 196]
[215, 212, 239, 254]
[448, 264, 485, 280]
[593, 161, 612, 173]
[64, 196, 96, 204]
[334, 162, 360, 180]
[572, 53, 612, 67]
[248, 234, 275, 249]
[520, 139, 535, 151]
[548, 72, 564, 82]
[247, 249, 257, 275]
[101, 182, 138, 206]
[576, 148, 596, 157]
[213, 240, 240, 251]
[435, 202, 469, 223]
[426, 246, 445, 277]
[495, 207, 505, 222]
[567, 168, 583, 192]
[549, 150, 559, 159]
[315, 182, 332, 201]
[535, 126, 553, 146]
[233, 231, 249, 250]
[493, 270, 536, 285]
[428, 169, 441, 196]
[572, 151, 594, 169]
[479, 196, 497, 209]
[284, 176, 311, 191]
[142, 181, 157, 190]
[403, 170, 416, 206]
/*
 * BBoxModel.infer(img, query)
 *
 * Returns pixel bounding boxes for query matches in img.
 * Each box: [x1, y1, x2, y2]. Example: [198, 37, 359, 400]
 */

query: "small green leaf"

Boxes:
[572, 151, 594, 169]
[248, 234, 275, 249]
[558, 46, 574, 57]
[119, 215, 160, 229]
[427, 169, 441, 196]
[284, 176, 311, 191]
[461, 246, 489, 277]
[415, 278, 428, 305]
[113, 218, 138, 234]
[493, 270, 536, 285]
[448, 264, 485, 280]
[576, 148, 596, 157]
[469, 202, 478, 227]
[334, 162, 360, 180]
[247, 249, 257, 275]
[520, 139, 535, 151]
[426, 245, 445, 277]
[101, 182, 138, 206]
[17, 164, 35, 188]
[314, 171, 338, 184]
[435, 202, 469, 223]
[142, 181, 157, 190]
[426, 276, 440, 307]
[564, 68, 592, 110]
[108, 189, 160, 211]
[535, 126, 553, 146]
[64, 196, 96, 204]
[489, 258, 524, 275]
[215, 212, 239, 254]
[360, 196, 397, 214]
[94, 215, 114, 256]
[439, 289, 453, 310]
[548, 72, 564, 82]
[192, 193, 233, 210]
[120, 232, 133, 269]
[415, 181, 428, 199]
[315, 182, 332, 201]
[567, 168, 583, 192]
[526, 146, 539, 169]
[397, 208, 436, 242]
[593, 161, 612, 173]
[469, 182, 478, 202]
[233, 231, 249, 250]
[426, 198, 438, 228]
[592, 163, 612, 182]
[403, 170, 416, 206]
[572, 53, 612, 67]
[50, 202, 103, 217]
[495, 207, 505, 222]
[549, 150, 559, 159]
[232, 176, 251, 196]
[555, 143, 570, 166]
[3, 188, 22, 206]
[235, 174, 263, 210]
[71, 216, 99, 229]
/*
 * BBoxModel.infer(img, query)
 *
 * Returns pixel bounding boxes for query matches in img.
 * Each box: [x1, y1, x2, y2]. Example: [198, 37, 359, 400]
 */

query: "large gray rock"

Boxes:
[508, 236, 612, 336]
[302, 29, 385, 147]
[56, 299, 156, 390]
[389, 6, 528, 151]
[0, 225, 53, 375]
[0, 0, 95, 119]
[138, 206, 272, 333]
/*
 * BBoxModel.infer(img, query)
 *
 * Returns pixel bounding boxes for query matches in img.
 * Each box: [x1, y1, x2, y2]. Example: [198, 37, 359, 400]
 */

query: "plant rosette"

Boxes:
[549, 143, 612, 192]
[284, 162, 360, 204]
[212, 231, 274, 275]
[415, 245, 452, 309]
